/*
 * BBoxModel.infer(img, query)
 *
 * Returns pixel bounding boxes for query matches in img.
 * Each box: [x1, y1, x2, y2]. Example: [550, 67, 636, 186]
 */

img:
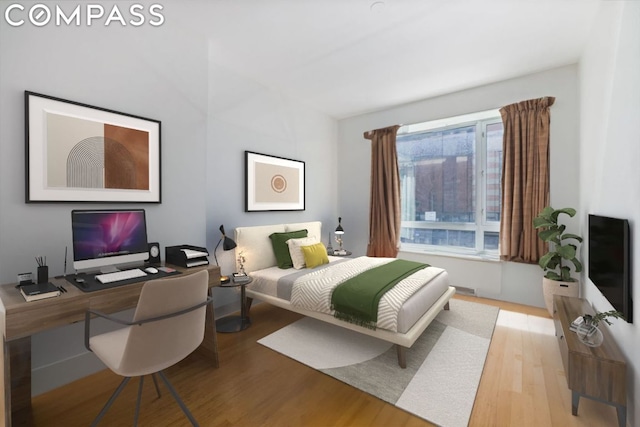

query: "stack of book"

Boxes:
[569, 316, 584, 332]
[232, 272, 251, 284]
[20, 282, 60, 302]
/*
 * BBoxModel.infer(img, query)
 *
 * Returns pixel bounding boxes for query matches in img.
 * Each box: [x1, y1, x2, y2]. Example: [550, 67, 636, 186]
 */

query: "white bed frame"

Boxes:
[234, 221, 456, 368]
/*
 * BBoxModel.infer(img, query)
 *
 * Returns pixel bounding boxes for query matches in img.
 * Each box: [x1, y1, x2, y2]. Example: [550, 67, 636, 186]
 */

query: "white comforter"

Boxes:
[290, 256, 445, 332]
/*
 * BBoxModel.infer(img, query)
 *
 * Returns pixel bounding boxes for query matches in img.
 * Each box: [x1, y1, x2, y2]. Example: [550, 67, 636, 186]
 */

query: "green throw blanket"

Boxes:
[331, 259, 429, 329]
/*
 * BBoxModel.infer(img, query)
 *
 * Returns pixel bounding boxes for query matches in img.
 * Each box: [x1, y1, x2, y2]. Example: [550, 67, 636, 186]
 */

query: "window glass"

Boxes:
[484, 231, 500, 250]
[397, 125, 476, 223]
[397, 112, 502, 256]
[485, 122, 503, 223]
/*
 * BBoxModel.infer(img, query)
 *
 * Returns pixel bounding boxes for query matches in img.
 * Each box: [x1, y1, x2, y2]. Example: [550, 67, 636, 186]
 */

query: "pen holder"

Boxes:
[37, 266, 48, 284]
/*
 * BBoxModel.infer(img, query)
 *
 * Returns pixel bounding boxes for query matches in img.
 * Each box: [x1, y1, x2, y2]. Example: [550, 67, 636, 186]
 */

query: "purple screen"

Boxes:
[72, 210, 148, 261]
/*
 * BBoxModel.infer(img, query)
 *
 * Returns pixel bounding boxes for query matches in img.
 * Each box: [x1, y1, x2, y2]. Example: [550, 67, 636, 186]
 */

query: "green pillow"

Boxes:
[269, 229, 308, 268]
[301, 243, 330, 269]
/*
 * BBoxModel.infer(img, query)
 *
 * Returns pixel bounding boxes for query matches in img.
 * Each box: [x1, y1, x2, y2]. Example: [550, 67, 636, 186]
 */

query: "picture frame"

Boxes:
[25, 91, 161, 203]
[245, 151, 305, 212]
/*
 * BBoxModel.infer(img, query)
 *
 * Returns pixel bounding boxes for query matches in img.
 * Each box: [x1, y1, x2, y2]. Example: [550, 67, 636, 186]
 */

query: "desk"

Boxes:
[0, 264, 220, 427]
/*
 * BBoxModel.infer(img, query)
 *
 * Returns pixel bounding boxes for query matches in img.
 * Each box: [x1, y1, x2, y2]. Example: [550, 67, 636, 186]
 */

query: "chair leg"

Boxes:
[157, 370, 199, 427]
[91, 377, 132, 427]
[134, 376, 145, 426]
[151, 373, 162, 398]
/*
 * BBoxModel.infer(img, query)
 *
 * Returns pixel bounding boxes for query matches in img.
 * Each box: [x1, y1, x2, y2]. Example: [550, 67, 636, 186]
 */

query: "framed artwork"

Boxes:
[245, 151, 305, 212]
[25, 91, 161, 203]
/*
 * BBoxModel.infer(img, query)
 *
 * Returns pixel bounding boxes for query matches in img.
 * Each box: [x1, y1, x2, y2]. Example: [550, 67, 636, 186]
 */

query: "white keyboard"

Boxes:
[96, 268, 147, 284]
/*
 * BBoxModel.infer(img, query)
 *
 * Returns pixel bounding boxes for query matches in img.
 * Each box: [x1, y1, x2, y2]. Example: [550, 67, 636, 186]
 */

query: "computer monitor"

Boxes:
[71, 209, 149, 272]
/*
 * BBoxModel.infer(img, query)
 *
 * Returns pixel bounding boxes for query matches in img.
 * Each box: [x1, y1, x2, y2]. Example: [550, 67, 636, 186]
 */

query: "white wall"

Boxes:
[0, 5, 338, 394]
[205, 57, 339, 314]
[0, 6, 211, 394]
[579, 2, 640, 426]
[337, 65, 580, 307]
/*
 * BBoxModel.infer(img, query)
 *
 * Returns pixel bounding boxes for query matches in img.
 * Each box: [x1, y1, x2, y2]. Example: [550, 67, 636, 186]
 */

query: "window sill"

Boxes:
[399, 247, 501, 263]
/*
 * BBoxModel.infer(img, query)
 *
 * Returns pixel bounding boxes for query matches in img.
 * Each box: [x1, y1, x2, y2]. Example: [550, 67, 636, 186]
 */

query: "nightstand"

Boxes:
[216, 277, 252, 333]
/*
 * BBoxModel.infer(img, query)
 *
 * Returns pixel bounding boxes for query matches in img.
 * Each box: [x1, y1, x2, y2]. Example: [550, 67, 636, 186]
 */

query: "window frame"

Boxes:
[397, 112, 502, 258]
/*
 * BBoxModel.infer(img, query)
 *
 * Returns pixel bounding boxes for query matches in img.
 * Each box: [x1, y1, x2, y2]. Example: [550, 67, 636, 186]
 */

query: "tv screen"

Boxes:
[72, 209, 149, 271]
[588, 214, 632, 323]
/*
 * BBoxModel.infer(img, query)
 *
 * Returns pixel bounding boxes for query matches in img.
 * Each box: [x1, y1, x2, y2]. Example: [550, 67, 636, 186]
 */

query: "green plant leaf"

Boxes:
[539, 253, 561, 271]
[538, 252, 555, 269]
[533, 217, 554, 228]
[557, 245, 576, 259]
[538, 228, 560, 242]
[572, 257, 583, 273]
[550, 207, 576, 222]
[540, 206, 555, 218]
[545, 271, 561, 280]
[560, 266, 574, 281]
[590, 310, 625, 326]
[561, 233, 583, 243]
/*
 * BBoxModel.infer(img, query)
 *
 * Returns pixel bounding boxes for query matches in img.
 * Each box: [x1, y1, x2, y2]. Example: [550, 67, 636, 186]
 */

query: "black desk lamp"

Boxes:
[214, 224, 237, 284]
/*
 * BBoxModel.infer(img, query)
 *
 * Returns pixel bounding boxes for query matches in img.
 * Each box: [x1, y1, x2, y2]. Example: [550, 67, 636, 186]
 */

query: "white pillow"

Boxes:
[286, 237, 320, 269]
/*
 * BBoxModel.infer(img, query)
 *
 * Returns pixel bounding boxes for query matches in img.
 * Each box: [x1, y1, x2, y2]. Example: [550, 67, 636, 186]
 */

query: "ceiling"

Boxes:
[198, 0, 601, 119]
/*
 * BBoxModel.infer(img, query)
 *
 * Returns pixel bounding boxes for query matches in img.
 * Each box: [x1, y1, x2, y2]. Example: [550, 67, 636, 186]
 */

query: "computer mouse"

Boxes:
[144, 267, 159, 274]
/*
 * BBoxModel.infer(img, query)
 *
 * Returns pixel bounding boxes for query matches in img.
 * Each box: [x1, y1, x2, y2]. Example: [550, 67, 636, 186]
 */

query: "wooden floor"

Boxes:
[30, 295, 620, 426]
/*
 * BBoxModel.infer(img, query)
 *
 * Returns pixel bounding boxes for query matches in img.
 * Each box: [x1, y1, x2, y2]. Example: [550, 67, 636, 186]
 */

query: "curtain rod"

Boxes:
[363, 124, 401, 140]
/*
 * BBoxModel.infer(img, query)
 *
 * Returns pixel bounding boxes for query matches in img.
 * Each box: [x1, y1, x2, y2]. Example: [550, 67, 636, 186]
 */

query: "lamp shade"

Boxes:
[220, 225, 237, 251]
[335, 217, 344, 234]
[215, 224, 237, 284]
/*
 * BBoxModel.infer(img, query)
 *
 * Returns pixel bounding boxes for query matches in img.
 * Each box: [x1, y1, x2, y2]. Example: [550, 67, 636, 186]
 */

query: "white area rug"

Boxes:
[258, 299, 500, 427]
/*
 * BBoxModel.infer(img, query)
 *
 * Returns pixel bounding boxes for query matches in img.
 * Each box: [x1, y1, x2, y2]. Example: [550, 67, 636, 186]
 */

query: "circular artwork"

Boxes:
[271, 174, 287, 193]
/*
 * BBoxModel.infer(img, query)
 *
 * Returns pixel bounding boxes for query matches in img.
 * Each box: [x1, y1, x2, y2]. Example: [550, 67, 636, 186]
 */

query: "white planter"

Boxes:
[542, 277, 579, 316]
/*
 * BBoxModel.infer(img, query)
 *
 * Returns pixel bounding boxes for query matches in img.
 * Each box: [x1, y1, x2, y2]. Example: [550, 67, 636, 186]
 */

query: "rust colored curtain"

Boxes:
[364, 125, 401, 258]
[499, 97, 554, 263]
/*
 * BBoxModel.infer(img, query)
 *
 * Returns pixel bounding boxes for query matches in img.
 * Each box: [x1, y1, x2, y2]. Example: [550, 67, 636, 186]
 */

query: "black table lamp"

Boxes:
[335, 217, 345, 251]
[214, 224, 237, 284]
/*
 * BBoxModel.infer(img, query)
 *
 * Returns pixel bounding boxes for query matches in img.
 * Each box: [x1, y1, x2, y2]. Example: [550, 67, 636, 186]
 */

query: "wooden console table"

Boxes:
[0, 264, 221, 427]
[553, 295, 627, 427]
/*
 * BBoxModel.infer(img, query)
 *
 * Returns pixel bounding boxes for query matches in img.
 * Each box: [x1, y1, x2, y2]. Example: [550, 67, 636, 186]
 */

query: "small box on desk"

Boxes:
[165, 245, 210, 268]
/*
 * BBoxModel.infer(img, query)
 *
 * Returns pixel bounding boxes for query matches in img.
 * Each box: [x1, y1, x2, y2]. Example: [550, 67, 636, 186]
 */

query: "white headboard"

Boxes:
[234, 221, 322, 273]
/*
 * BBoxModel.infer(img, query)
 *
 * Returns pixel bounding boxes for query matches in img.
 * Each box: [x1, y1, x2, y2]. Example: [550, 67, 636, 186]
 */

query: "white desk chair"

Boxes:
[84, 270, 210, 426]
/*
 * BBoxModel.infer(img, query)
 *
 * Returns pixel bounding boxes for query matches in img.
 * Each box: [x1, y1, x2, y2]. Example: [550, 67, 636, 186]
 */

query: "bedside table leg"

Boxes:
[616, 405, 626, 427]
[571, 391, 580, 415]
[246, 297, 253, 316]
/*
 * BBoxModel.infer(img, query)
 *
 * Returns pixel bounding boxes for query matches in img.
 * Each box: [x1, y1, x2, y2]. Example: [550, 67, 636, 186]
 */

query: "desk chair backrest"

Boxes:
[120, 270, 209, 377]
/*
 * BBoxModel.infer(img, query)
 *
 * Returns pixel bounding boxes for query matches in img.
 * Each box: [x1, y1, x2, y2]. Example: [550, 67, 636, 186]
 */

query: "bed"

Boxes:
[234, 221, 456, 368]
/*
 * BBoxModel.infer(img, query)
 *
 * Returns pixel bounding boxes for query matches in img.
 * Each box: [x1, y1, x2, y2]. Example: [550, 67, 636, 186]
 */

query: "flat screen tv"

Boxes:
[588, 214, 632, 323]
[71, 209, 149, 272]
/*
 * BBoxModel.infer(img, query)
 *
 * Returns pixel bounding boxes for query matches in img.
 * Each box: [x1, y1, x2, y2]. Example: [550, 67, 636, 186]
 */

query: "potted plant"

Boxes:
[575, 310, 624, 347]
[582, 310, 625, 327]
[533, 206, 583, 315]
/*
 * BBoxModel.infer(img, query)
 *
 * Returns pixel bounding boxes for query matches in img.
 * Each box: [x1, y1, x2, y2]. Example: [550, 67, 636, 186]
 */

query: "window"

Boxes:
[397, 111, 503, 257]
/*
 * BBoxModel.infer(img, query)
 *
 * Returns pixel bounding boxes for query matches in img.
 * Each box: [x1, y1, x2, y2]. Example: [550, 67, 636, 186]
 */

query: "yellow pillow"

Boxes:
[301, 243, 329, 269]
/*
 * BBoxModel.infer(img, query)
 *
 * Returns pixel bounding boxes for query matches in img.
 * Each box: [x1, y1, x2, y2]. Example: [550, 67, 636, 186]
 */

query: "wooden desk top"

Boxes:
[0, 264, 220, 341]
